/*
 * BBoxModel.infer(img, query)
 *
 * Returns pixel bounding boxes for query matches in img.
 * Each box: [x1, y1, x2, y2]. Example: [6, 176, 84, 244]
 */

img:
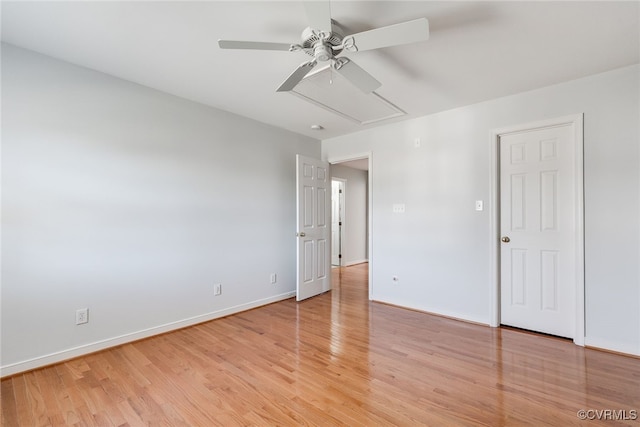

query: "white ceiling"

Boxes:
[2, 1, 638, 140]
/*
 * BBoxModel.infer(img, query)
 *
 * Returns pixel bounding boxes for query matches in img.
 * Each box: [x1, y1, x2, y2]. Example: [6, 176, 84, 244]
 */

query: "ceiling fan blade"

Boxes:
[218, 40, 293, 51]
[334, 59, 381, 94]
[346, 18, 429, 52]
[304, 1, 332, 34]
[276, 61, 318, 92]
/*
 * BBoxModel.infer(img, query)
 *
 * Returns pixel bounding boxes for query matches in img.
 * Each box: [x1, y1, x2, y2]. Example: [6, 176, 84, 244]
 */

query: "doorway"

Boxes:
[490, 115, 584, 345]
[328, 153, 372, 299]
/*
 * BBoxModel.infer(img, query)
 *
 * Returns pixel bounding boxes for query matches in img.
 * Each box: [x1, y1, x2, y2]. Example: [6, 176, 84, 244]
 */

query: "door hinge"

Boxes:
[339, 221, 342, 226]
[339, 254, 342, 258]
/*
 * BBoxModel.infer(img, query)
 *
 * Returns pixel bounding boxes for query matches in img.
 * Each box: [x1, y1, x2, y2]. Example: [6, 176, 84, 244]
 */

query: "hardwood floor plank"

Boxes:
[0, 378, 19, 426]
[32, 368, 69, 426]
[10, 375, 36, 426]
[2, 263, 639, 426]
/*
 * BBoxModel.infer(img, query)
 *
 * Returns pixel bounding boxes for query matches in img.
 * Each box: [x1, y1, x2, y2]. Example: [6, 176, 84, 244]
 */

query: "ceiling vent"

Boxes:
[291, 65, 405, 125]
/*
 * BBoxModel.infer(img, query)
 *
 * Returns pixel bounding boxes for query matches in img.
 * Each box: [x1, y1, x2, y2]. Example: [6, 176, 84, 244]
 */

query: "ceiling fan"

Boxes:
[218, 2, 429, 94]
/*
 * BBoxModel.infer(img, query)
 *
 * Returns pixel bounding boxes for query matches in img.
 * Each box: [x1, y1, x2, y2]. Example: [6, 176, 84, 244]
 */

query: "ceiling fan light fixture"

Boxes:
[313, 44, 332, 62]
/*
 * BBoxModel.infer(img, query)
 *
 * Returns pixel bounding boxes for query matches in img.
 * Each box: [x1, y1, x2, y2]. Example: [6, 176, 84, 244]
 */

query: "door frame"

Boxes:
[327, 152, 373, 299]
[489, 114, 585, 346]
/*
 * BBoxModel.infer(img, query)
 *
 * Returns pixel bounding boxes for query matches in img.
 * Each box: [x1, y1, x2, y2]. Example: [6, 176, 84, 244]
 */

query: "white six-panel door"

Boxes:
[500, 124, 576, 338]
[296, 155, 331, 301]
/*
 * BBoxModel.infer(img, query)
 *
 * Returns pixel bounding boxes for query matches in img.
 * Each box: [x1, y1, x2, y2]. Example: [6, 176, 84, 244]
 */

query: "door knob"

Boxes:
[501, 236, 510, 243]
[297, 232, 306, 237]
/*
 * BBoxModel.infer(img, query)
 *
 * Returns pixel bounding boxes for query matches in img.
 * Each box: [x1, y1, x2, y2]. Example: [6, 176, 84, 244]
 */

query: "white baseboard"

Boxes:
[372, 298, 490, 327]
[0, 291, 297, 378]
[584, 336, 640, 357]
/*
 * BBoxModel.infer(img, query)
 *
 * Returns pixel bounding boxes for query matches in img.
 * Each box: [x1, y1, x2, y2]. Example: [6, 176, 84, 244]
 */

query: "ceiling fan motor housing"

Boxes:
[301, 23, 343, 60]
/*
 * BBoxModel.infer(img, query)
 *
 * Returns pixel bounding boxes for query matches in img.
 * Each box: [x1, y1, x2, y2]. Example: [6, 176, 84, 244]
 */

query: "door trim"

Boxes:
[489, 114, 584, 346]
[327, 152, 372, 300]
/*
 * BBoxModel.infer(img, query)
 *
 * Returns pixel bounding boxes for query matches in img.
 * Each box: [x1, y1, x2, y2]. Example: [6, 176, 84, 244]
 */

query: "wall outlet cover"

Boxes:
[75, 308, 89, 325]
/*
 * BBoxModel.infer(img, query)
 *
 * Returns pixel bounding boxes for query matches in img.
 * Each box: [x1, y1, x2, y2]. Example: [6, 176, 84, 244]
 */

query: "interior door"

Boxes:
[500, 124, 576, 338]
[296, 155, 331, 301]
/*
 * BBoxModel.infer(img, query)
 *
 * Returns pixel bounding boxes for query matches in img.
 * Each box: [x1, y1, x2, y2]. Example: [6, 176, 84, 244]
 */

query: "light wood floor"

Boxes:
[2, 263, 639, 426]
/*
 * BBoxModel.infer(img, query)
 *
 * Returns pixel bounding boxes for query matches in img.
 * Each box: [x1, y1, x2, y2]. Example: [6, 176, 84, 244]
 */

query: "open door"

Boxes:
[296, 155, 331, 301]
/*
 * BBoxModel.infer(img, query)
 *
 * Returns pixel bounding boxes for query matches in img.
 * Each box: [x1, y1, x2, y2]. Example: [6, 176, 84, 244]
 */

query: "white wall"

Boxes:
[322, 65, 640, 356]
[1, 44, 320, 375]
[330, 165, 368, 265]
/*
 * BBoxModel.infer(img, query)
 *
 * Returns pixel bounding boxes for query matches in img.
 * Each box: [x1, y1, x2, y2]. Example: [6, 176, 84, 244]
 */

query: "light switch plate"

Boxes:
[393, 204, 406, 213]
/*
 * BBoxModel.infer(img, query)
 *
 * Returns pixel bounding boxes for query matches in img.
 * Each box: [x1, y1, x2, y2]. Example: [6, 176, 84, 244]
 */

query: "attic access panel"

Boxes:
[291, 65, 405, 124]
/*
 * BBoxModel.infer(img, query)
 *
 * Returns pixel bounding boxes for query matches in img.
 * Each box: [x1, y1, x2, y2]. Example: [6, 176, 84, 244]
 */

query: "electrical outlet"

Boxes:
[270, 273, 277, 284]
[76, 308, 89, 325]
[214, 283, 222, 296]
